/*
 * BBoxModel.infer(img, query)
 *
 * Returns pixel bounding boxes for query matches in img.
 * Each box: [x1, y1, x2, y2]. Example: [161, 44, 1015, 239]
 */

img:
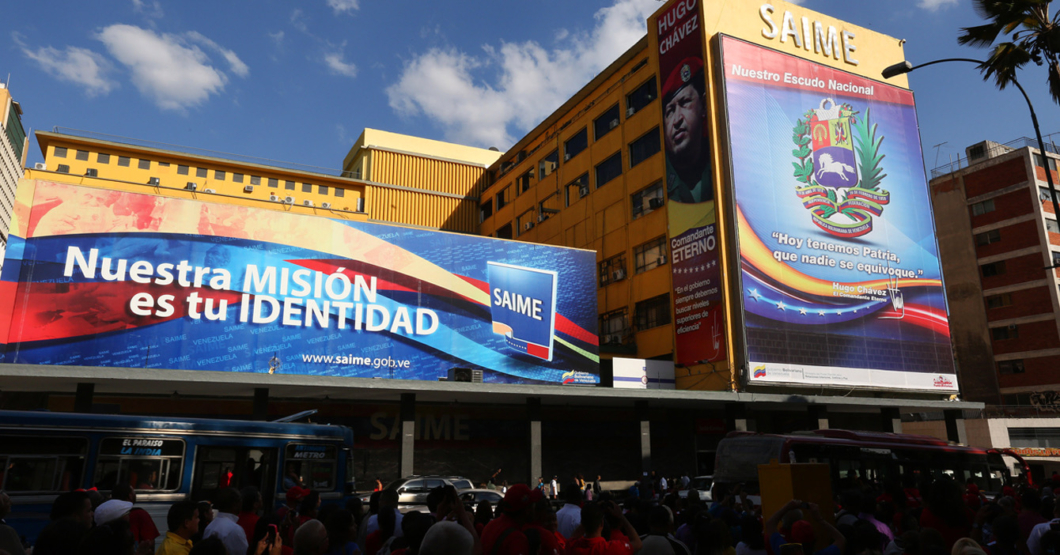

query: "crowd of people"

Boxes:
[6, 469, 1060, 555]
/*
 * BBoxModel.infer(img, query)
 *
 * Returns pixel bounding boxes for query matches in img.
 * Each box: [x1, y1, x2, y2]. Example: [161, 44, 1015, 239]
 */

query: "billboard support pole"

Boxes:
[74, 382, 94, 413]
[528, 397, 542, 486]
[636, 401, 651, 475]
[253, 388, 269, 421]
[881, 407, 902, 434]
[808, 405, 829, 430]
[400, 393, 416, 477]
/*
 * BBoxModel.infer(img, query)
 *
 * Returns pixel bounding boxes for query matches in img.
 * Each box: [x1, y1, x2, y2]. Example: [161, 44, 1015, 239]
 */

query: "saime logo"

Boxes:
[487, 262, 558, 361]
[933, 376, 954, 389]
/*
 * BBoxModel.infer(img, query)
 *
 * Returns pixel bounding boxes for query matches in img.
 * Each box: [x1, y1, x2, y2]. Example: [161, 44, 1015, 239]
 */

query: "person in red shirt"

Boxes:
[239, 486, 263, 544]
[481, 484, 536, 555]
[111, 483, 160, 544]
[527, 495, 563, 555]
[564, 501, 642, 555]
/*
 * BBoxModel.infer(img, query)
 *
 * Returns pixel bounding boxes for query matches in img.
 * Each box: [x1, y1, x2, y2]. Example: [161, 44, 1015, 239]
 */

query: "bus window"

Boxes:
[94, 437, 185, 491]
[0, 436, 87, 493]
[285, 445, 337, 491]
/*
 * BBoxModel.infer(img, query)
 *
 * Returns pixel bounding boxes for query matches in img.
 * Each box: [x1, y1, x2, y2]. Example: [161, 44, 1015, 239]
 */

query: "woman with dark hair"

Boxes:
[325, 509, 360, 555]
[191, 501, 214, 545]
[736, 515, 766, 555]
[919, 476, 973, 551]
[697, 518, 736, 555]
[474, 501, 494, 536]
[364, 502, 396, 555]
[77, 519, 150, 555]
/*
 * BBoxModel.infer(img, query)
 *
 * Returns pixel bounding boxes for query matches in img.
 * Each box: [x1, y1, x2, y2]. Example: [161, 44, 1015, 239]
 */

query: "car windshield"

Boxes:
[691, 478, 712, 490]
[451, 479, 473, 490]
[383, 480, 404, 490]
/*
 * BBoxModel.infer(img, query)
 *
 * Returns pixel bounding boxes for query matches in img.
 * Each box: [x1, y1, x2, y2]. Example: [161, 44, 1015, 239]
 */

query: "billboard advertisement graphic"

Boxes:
[0, 181, 600, 385]
[649, 0, 728, 369]
[719, 36, 957, 391]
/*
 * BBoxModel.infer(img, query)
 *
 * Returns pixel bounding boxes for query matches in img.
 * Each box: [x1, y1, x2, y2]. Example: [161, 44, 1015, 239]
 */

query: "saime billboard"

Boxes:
[718, 36, 957, 392]
[0, 181, 600, 385]
[649, 0, 729, 369]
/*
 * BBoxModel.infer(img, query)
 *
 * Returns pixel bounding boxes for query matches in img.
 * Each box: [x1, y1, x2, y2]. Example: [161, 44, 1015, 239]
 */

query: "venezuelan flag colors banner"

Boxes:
[718, 36, 958, 392]
[0, 181, 600, 385]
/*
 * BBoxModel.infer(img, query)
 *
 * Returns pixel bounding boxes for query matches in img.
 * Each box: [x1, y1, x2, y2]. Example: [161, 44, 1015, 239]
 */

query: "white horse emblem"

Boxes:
[815, 153, 854, 182]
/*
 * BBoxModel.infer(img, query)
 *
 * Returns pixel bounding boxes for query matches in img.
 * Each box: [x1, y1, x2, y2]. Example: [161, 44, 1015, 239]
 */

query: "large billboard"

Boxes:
[0, 181, 600, 385]
[718, 36, 957, 392]
[649, 0, 729, 370]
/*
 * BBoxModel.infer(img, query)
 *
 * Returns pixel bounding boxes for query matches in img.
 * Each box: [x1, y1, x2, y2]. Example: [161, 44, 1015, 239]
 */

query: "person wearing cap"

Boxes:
[112, 482, 161, 544]
[662, 56, 714, 205]
[565, 500, 642, 555]
[279, 486, 310, 520]
[481, 483, 535, 555]
[95, 498, 134, 526]
[764, 500, 845, 555]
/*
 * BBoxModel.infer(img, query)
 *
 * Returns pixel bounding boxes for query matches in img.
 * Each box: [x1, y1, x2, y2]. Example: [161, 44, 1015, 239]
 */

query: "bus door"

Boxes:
[192, 446, 277, 507]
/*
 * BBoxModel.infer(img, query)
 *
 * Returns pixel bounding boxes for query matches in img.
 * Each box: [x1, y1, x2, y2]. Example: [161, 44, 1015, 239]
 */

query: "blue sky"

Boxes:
[6, 0, 1060, 175]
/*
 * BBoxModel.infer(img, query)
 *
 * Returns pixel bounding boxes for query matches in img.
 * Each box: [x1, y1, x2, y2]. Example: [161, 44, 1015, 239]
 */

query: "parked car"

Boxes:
[460, 489, 505, 514]
[364, 475, 475, 505]
[677, 475, 713, 503]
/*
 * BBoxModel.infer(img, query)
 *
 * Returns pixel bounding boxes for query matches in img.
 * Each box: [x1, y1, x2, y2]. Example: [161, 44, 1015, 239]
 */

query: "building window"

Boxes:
[629, 127, 661, 168]
[636, 293, 671, 330]
[232, 173, 244, 183]
[1034, 154, 1058, 171]
[517, 209, 537, 235]
[599, 308, 629, 344]
[1040, 187, 1057, 202]
[215, 170, 226, 180]
[634, 236, 668, 274]
[1048, 219, 1060, 234]
[54, 147, 68, 158]
[596, 152, 623, 189]
[539, 150, 559, 180]
[998, 360, 1025, 374]
[991, 325, 1019, 340]
[626, 76, 657, 117]
[985, 293, 1013, 309]
[75, 150, 89, 161]
[56, 164, 70, 173]
[334, 188, 345, 198]
[250, 176, 261, 186]
[302, 183, 313, 193]
[480, 199, 494, 223]
[97, 153, 111, 164]
[565, 128, 588, 162]
[496, 185, 512, 210]
[975, 229, 1001, 246]
[599, 255, 627, 286]
[496, 222, 513, 239]
[632, 182, 665, 220]
[594, 104, 621, 140]
[268, 178, 278, 188]
[196, 168, 207, 178]
[539, 191, 561, 222]
[177, 165, 189, 175]
[519, 171, 533, 195]
[564, 174, 590, 207]
[1053, 251, 1060, 267]
[158, 162, 170, 167]
[118, 156, 131, 167]
[285, 180, 296, 190]
[981, 261, 1006, 277]
[139, 159, 151, 170]
[319, 185, 329, 196]
[970, 199, 995, 216]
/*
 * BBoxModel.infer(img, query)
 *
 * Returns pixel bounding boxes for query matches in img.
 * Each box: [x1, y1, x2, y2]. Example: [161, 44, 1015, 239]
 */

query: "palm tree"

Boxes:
[958, 0, 1060, 105]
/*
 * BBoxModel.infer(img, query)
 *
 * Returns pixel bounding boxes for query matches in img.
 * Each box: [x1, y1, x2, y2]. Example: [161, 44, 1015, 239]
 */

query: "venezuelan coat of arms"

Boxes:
[792, 99, 890, 238]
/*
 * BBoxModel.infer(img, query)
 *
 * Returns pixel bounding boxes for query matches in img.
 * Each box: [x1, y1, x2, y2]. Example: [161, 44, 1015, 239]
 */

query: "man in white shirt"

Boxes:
[365, 489, 404, 538]
[550, 477, 559, 500]
[1027, 503, 1060, 555]
[556, 484, 583, 539]
[203, 488, 248, 555]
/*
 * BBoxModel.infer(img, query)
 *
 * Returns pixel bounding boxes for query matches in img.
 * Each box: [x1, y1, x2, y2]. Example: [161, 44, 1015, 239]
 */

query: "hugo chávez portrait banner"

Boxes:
[0, 181, 600, 385]
[719, 36, 957, 392]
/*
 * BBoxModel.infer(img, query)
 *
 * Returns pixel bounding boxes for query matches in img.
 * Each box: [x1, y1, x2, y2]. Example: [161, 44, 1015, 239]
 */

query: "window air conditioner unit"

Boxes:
[243, 185, 254, 193]
[147, 176, 160, 185]
[537, 214, 545, 223]
[203, 188, 216, 194]
[579, 185, 589, 197]
[627, 107, 635, 117]
[85, 168, 98, 177]
[657, 255, 667, 265]
[609, 119, 619, 129]
[33, 162, 46, 170]
[185, 182, 197, 191]
[648, 197, 664, 209]
[613, 268, 626, 281]
[524, 221, 534, 231]
[564, 153, 571, 162]
[303, 200, 314, 207]
[269, 194, 280, 202]
[321, 202, 332, 209]
[447, 367, 484, 383]
[284, 196, 296, 204]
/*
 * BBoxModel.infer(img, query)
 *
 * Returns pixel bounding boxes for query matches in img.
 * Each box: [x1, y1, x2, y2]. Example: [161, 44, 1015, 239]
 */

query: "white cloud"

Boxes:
[327, 0, 359, 14]
[918, 0, 957, 10]
[15, 34, 117, 96]
[386, 0, 657, 148]
[185, 30, 249, 77]
[324, 46, 358, 77]
[96, 24, 233, 111]
[291, 9, 309, 33]
[268, 31, 285, 45]
[132, 0, 164, 18]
